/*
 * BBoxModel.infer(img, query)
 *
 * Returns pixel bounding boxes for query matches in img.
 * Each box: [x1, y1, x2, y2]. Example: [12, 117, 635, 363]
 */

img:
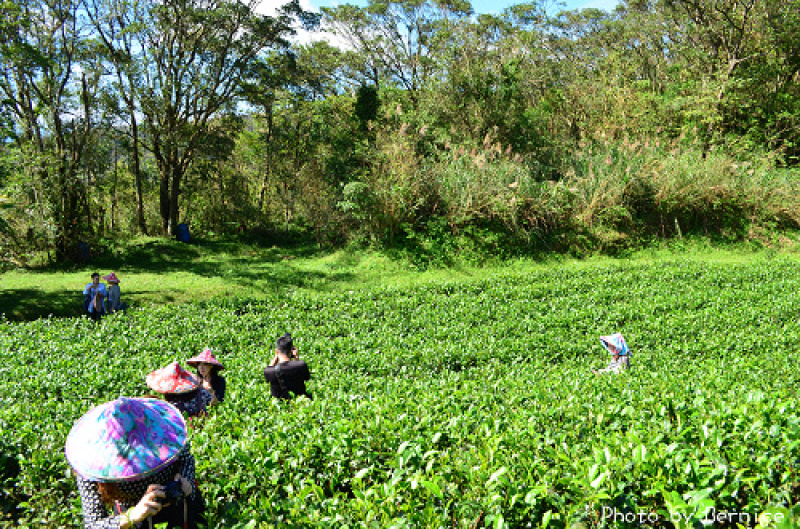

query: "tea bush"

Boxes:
[2, 256, 800, 527]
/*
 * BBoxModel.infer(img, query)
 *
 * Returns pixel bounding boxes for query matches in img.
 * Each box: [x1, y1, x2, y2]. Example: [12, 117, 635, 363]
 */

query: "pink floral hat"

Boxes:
[146, 361, 200, 394]
[600, 333, 631, 356]
[103, 272, 120, 284]
[65, 397, 186, 482]
[186, 347, 225, 370]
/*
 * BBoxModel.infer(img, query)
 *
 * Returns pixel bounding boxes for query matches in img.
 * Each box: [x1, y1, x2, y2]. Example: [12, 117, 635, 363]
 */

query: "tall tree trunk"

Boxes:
[130, 113, 148, 235]
[159, 162, 171, 235]
[169, 167, 181, 236]
[111, 142, 117, 232]
[257, 105, 274, 213]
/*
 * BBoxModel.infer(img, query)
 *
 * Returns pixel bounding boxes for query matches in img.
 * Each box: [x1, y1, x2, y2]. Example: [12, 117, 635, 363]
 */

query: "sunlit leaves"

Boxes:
[2, 256, 800, 526]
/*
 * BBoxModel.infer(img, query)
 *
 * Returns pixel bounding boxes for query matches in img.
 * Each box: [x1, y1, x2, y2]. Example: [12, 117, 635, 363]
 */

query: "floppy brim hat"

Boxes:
[65, 397, 187, 482]
[103, 272, 120, 283]
[600, 333, 630, 356]
[186, 348, 225, 370]
[146, 361, 200, 394]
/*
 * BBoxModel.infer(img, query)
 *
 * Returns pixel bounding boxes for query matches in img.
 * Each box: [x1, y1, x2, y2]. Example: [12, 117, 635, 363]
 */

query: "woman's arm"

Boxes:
[76, 477, 164, 529]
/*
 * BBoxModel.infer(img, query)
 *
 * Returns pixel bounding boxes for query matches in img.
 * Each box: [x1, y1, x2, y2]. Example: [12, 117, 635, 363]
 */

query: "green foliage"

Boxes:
[354, 85, 380, 132]
[3, 256, 800, 526]
[4, 0, 800, 261]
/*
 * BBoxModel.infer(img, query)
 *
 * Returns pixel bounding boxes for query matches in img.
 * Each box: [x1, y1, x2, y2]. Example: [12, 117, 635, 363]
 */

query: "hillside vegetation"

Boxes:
[3, 0, 800, 264]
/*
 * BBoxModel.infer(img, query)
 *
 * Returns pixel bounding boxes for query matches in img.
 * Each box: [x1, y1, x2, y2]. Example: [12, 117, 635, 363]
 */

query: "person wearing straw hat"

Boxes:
[592, 333, 632, 374]
[103, 272, 127, 313]
[65, 397, 206, 528]
[146, 362, 214, 418]
[186, 347, 226, 405]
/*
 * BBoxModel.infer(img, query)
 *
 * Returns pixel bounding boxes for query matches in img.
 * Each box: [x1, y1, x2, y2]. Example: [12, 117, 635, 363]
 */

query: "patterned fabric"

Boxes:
[103, 272, 120, 283]
[599, 333, 631, 357]
[146, 362, 199, 394]
[186, 348, 225, 369]
[167, 389, 214, 418]
[76, 443, 198, 529]
[65, 398, 186, 483]
[88, 292, 106, 315]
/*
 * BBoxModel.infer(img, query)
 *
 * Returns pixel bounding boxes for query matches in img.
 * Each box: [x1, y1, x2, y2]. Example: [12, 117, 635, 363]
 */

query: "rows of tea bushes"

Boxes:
[2, 256, 800, 527]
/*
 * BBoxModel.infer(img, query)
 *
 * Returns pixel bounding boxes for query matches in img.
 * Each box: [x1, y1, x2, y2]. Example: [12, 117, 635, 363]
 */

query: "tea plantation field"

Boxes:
[2, 256, 800, 528]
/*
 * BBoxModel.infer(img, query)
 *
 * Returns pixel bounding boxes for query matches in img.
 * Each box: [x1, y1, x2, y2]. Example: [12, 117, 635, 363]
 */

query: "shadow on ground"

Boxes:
[0, 288, 85, 321]
[2, 241, 359, 322]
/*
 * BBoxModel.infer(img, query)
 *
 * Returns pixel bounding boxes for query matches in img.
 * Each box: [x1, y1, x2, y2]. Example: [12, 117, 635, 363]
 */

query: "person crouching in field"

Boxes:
[592, 333, 631, 374]
[65, 397, 206, 528]
[146, 362, 214, 418]
[264, 333, 311, 400]
[186, 347, 226, 405]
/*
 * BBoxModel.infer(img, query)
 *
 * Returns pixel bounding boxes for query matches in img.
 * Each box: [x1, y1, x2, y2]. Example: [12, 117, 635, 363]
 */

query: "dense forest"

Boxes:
[1, 0, 799, 264]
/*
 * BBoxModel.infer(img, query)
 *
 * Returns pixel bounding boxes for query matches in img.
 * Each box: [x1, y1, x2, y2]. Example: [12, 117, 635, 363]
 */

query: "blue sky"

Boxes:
[256, 0, 623, 44]
[308, 0, 622, 15]
[259, 0, 622, 17]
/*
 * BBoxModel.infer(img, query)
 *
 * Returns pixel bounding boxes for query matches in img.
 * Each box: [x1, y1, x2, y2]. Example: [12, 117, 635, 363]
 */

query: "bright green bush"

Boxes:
[2, 257, 800, 527]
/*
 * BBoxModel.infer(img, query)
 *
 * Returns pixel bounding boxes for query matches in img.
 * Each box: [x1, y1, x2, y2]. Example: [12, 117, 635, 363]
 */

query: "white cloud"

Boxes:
[570, 0, 621, 11]
[254, 0, 347, 46]
[254, 0, 318, 17]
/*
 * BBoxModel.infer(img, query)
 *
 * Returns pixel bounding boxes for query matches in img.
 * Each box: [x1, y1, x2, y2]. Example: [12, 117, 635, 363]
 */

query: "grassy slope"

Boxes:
[2, 236, 797, 322]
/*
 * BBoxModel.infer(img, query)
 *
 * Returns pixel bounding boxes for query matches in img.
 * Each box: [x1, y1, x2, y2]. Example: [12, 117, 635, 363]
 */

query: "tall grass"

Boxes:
[566, 140, 800, 241]
[351, 132, 800, 254]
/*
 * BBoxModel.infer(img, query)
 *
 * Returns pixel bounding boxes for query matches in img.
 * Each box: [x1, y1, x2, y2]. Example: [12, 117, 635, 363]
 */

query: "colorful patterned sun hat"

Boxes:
[186, 347, 225, 370]
[600, 333, 631, 356]
[103, 272, 120, 283]
[65, 397, 186, 482]
[146, 362, 200, 394]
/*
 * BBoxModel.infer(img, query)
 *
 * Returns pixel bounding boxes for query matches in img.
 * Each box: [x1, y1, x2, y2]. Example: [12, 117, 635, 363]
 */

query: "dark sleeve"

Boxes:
[263, 368, 281, 399]
[177, 444, 199, 500]
[303, 362, 311, 381]
[215, 376, 226, 402]
[76, 475, 125, 529]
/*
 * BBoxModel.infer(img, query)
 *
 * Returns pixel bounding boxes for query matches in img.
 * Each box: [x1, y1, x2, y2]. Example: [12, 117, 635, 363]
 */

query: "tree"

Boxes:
[85, 0, 316, 235]
[654, 0, 800, 157]
[0, 0, 105, 260]
[322, 0, 472, 108]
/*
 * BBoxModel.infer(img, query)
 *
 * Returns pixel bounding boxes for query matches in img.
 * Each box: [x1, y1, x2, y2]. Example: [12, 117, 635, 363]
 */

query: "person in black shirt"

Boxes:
[264, 333, 311, 400]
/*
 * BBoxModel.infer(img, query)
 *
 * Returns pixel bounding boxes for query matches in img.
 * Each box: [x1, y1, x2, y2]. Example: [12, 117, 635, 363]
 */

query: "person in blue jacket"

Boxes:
[83, 273, 106, 321]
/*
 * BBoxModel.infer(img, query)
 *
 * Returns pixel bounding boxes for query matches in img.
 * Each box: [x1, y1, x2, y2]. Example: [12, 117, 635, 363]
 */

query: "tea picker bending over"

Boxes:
[264, 333, 311, 400]
[65, 397, 206, 528]
[592, 333, 632, 374]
